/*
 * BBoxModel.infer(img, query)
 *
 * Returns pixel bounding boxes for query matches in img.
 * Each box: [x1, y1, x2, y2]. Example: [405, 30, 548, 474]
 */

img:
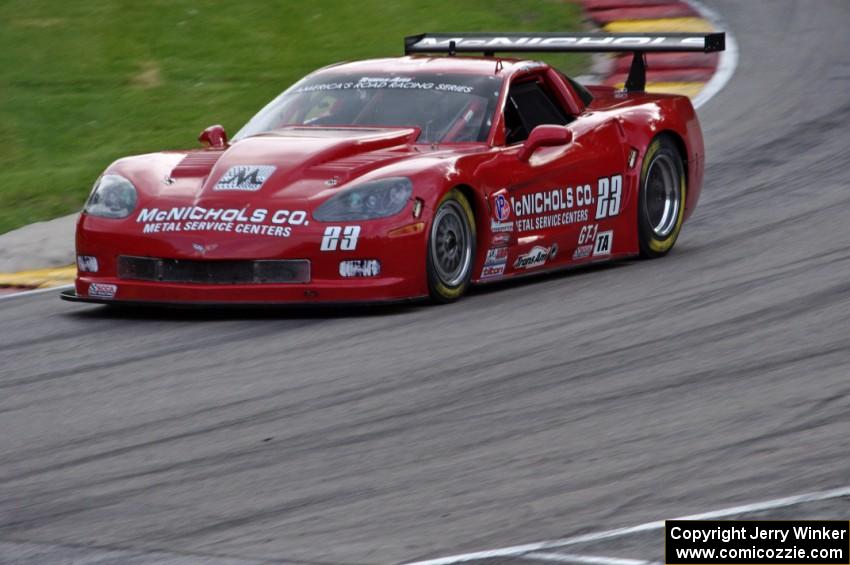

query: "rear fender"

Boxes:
[618, 96, 705, 221]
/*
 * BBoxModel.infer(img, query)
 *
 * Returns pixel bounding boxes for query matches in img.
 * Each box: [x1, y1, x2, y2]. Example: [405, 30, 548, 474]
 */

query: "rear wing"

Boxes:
[404, 32, 725, 92]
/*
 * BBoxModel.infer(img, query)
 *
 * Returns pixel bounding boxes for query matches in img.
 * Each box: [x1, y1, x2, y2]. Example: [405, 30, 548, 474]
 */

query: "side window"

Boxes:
[504, 80, 571, 145]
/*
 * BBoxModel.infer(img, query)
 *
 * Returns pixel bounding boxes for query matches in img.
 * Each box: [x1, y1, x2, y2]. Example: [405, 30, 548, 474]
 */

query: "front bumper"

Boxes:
[73, 214, 430, 305]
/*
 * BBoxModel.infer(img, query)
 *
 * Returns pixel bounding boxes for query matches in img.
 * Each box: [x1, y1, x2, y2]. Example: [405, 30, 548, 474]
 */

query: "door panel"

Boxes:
[504, 119, 630, 275]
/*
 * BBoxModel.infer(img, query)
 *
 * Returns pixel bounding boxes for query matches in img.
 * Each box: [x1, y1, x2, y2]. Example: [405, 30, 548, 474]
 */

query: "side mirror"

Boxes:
[517, 125, 572, 162]
[199, 124, 228, 148]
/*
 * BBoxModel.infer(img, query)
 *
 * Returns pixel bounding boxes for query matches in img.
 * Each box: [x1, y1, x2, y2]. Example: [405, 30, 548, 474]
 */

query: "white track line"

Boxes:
[0, 283, 73, 302]
[686, 0, 740, 109]
[403, 485, 850, 565]
[524, 552, 654, 565]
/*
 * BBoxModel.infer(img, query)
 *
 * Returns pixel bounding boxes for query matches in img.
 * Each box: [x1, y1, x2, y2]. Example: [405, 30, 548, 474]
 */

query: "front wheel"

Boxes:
[427, 189, 476, 303]
[638, 135, 687, 258]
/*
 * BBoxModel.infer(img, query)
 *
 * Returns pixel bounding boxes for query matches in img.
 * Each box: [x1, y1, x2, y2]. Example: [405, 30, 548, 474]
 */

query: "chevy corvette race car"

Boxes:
[63, 32, 724, 306]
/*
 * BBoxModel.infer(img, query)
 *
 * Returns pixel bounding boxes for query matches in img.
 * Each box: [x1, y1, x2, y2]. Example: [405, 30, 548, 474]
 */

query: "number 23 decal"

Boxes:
[595, 174, 623, 220]
[321, 226, 360, 251]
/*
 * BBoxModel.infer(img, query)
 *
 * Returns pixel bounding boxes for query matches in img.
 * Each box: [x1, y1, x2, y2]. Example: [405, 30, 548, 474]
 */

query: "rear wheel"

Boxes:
[638, 135, 687, 257]
[427, 189, 476, 303]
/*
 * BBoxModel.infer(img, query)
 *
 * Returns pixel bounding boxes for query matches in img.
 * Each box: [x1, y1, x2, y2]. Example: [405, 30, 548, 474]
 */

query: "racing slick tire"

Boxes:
[638, 134, 687, 258]
[427, 189, 476, 303]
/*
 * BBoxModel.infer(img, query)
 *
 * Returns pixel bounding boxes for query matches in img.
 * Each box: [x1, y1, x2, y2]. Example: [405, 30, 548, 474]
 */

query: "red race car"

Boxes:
[63, 32, 724, 306]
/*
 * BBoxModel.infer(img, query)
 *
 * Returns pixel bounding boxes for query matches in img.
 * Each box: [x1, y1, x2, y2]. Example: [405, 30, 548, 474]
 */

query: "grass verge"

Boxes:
[0, 0, 585, 234]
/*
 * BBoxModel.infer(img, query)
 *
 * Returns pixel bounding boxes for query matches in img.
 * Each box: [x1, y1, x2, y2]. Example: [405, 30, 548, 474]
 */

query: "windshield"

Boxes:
[235, 72, 503, 143]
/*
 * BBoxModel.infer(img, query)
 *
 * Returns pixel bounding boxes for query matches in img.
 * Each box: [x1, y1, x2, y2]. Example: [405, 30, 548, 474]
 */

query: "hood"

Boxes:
[169, 126, 420, 202]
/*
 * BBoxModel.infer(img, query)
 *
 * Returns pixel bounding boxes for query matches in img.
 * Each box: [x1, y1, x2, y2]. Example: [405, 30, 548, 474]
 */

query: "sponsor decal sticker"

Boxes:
[339, 260, 380, 277]
[481, 243, 510, 280]
[494, 193, 511, 222]
[573, 225, 612, 259]
[88, 283, 117, 299]
[578, 223, 598, 245]
[491, 219, 514, 233]
[481, 245, 509, 279]
[573, 223, 598, 259]
[481, 263, 506, 279]
[491, 232, 512, 246]
[514, 245, 553, 270]
[593, 230, 613, 256]
[214, 165, 276, 191]
[294, 77, 476, 94]
[135, 206, 308, 238]
[484, 247, 509, 266]
[414, 35, 714, 50]
[572, 244, 592, 260]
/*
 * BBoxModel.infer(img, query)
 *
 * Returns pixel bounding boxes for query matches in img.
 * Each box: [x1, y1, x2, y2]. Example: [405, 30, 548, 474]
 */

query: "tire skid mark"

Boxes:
[6, 327, 847, 522]
[0, 310, 420, 391]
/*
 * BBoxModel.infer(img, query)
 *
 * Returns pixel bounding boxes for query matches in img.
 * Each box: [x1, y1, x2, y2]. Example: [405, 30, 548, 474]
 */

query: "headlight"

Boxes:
[314, 177, 412, 221]
[84, 174, 138, 219]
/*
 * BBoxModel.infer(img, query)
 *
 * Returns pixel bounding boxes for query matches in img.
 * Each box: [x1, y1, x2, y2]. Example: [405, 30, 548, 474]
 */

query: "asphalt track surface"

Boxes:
[2, 2, 849, 564]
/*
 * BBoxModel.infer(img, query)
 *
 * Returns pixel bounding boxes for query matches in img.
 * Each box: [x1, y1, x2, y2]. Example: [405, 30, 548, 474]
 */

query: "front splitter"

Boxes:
[60, 289, 427, 309]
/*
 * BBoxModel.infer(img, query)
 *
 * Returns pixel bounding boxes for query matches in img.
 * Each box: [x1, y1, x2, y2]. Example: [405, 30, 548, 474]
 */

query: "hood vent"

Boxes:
[317, 151, 404, 174]
[170, 150, 225, 178]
